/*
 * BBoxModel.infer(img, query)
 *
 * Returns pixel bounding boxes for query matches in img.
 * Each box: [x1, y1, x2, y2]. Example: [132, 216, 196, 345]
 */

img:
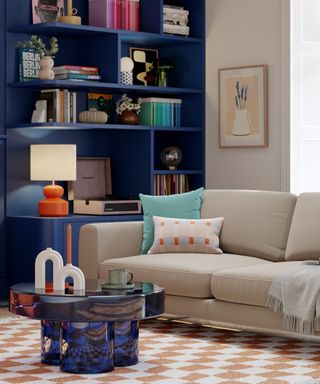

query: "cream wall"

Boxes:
[206, 0, 288, 191]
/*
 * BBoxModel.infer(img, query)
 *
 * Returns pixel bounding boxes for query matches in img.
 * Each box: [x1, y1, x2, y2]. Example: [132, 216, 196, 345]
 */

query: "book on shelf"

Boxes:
[153, 174, 189, 196]
[54, 73, 101, 81]
[53, 69, 99, 75]
[87, 93, 114, 122]
[139, 97, 182, 127]
[35, 89, 77, 123]
[53, 65, 99, 72]
[89, 0, 140, 31]
[18, 48, 40, 82]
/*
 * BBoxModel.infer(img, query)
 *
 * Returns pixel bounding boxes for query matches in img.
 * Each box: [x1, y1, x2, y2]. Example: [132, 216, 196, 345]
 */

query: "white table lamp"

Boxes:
[30, 144, 77, 217]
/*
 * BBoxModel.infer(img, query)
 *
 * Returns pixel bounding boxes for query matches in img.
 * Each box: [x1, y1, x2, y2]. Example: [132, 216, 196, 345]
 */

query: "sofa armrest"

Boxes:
[79, 221, 143, 279]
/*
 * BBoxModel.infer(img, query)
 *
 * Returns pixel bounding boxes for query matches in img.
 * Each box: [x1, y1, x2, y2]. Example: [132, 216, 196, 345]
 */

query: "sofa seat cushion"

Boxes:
[101, 253, 270, 299]
[211, 261, 306, 307]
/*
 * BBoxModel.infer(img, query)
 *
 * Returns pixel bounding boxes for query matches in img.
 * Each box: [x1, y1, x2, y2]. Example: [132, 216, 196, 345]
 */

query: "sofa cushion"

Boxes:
[285, 193, 320, 261]
[101, 253, 270, 299]
[201, 190, 297, 262]
[148, 216, 224, 254]
[139, 187, 204, 254]
[211, 261, 305, 307]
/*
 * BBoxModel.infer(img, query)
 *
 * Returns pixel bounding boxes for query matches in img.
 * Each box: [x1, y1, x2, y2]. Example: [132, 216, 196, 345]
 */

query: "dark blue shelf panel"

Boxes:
[9, 81, 202, 94]
[8, 23, 202, 46]
[7, 214, 143, 221]
[153, 170, 203, 175]
[7, 123, 203, 132]
[0, 135, 7, 139]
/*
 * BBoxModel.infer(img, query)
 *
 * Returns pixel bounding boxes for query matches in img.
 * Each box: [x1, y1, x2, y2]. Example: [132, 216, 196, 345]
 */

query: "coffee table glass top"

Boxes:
[10, 280, 165, 322]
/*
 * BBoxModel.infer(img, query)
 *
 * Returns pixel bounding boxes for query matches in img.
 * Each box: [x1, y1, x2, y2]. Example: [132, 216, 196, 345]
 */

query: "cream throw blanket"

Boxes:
[267, 262, 320, 335]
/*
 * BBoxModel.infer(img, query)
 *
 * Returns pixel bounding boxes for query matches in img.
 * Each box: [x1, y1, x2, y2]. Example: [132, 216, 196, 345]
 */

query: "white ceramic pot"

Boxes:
[232, 109, 251, 136]
[79, 108, 108, 124]
[39, 56, 55, 80]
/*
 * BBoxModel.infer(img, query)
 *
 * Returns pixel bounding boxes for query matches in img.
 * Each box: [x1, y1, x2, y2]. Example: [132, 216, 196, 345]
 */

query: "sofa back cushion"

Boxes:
[285, 192, 320, 261]
[201, 190, 297, 261]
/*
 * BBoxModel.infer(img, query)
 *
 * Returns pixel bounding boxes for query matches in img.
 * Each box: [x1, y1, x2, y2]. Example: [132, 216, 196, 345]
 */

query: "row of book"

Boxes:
[139, 98, 182, 127]
[153, 174, 189, 196]
[53, 65, 101, 82]
[37, 89, 77, 123]
[89, 0, 140, 31]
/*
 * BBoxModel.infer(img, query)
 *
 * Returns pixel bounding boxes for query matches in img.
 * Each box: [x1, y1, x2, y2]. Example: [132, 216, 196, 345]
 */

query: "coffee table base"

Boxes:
[40, 320, 140, 373]
[41, 320, 61, 365]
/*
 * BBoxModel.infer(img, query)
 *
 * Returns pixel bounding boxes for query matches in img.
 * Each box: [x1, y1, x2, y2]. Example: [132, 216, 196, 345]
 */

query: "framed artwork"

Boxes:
[219, 65, 268, 148]
[32, 0, 64, 23]
[129, 47, 159, 86]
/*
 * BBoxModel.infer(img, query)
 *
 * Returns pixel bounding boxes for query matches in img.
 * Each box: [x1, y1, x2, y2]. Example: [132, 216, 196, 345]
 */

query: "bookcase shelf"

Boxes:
[7, 123, 203, 132]
[9, 81, 202, 94]
[3, 0, 205, 287]
[9, 23, 202, 46]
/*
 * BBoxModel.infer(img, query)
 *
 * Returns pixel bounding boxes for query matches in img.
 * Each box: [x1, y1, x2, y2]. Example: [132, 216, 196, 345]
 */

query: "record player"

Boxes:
[68, 157, 141, 215]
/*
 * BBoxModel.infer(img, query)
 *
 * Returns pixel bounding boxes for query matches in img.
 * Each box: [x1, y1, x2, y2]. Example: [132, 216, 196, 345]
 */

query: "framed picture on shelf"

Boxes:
[129, 47, 158, 86]
[32, 0, 64, 23]
[218, 65, 268, 148]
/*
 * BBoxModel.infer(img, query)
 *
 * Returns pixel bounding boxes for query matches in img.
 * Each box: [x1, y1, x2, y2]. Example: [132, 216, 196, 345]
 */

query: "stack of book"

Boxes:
[154, 174, 189, 196]
[138, 97, 182, 127]
[163, 5, 190, 36]
[89, 0, 140, 31]
[53, 65, 101, 82]
[36, 89, 77, 123]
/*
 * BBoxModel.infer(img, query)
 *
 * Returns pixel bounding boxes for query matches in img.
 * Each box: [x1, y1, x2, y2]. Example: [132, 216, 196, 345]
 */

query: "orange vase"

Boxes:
[119, 110, 138, 125]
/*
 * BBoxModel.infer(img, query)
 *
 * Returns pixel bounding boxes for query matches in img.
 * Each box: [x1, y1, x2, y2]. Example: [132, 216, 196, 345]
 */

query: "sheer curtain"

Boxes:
[291, 0, 320, 193]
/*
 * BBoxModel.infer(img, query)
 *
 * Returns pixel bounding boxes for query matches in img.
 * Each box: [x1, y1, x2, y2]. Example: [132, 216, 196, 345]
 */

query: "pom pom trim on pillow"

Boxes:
[148, 216, 224, 254]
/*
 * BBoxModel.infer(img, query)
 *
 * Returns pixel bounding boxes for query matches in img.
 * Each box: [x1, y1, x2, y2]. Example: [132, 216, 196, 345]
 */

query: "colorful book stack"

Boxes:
[89, 0, 140, 31]
[53, 65, 101, 81]
[154, 174, 189, 196]
[138, 97, 182, 127]
[36, 89, 77, 123]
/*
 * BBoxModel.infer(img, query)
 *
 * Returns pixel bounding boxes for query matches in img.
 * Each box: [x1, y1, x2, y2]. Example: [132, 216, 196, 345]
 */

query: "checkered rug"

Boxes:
[0, 317, 320, 384]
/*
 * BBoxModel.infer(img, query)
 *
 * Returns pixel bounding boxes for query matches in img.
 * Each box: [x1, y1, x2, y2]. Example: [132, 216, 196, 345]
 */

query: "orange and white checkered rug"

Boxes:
[0, 317, 320, 384]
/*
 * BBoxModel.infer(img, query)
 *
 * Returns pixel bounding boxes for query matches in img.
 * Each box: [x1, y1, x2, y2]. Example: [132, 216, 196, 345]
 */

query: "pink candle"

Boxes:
[67, 224, 72, 265]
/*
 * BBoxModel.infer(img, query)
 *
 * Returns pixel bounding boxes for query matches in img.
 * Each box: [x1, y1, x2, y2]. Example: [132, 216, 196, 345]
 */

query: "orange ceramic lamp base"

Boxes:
[38, 184, 69, 217]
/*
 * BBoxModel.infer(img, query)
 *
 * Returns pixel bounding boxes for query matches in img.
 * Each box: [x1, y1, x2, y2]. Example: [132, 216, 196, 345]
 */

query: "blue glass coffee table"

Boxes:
[10, 280, 165, 374]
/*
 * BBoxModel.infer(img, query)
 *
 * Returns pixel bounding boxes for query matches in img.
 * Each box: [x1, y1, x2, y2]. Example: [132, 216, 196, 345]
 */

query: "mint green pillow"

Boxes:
[139, 188, 204, 254]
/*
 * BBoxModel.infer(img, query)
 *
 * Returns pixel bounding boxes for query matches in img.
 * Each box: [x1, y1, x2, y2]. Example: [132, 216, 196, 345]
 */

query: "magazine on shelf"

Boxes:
[87, 93, 114, 122]
[18, 48, 40, 82]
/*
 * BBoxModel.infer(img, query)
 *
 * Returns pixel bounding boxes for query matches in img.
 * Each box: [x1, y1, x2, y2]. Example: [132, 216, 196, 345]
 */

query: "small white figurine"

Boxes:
[31, 100, 47, 123]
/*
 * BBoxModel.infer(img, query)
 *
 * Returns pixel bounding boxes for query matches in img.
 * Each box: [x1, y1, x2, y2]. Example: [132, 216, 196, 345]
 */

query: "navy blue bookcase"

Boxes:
[2, 0, 205, 290]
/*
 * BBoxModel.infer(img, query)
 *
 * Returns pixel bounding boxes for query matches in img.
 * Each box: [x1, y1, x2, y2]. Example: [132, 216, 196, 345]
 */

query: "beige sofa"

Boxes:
[79, 190, 320, 340]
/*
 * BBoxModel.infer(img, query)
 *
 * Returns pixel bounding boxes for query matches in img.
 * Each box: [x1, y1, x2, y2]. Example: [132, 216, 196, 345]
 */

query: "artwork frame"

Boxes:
[129, 47, 159, 86]
[32, 0, 64, 24]
[218, 65, 268, 148]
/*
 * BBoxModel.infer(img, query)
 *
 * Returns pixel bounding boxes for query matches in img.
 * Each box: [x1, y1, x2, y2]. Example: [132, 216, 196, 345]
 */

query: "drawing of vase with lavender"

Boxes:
[232, 80, 251, 136]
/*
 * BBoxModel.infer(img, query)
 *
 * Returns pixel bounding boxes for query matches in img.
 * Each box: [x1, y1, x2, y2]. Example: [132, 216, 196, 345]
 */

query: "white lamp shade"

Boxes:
[30, 144, 77, 181]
